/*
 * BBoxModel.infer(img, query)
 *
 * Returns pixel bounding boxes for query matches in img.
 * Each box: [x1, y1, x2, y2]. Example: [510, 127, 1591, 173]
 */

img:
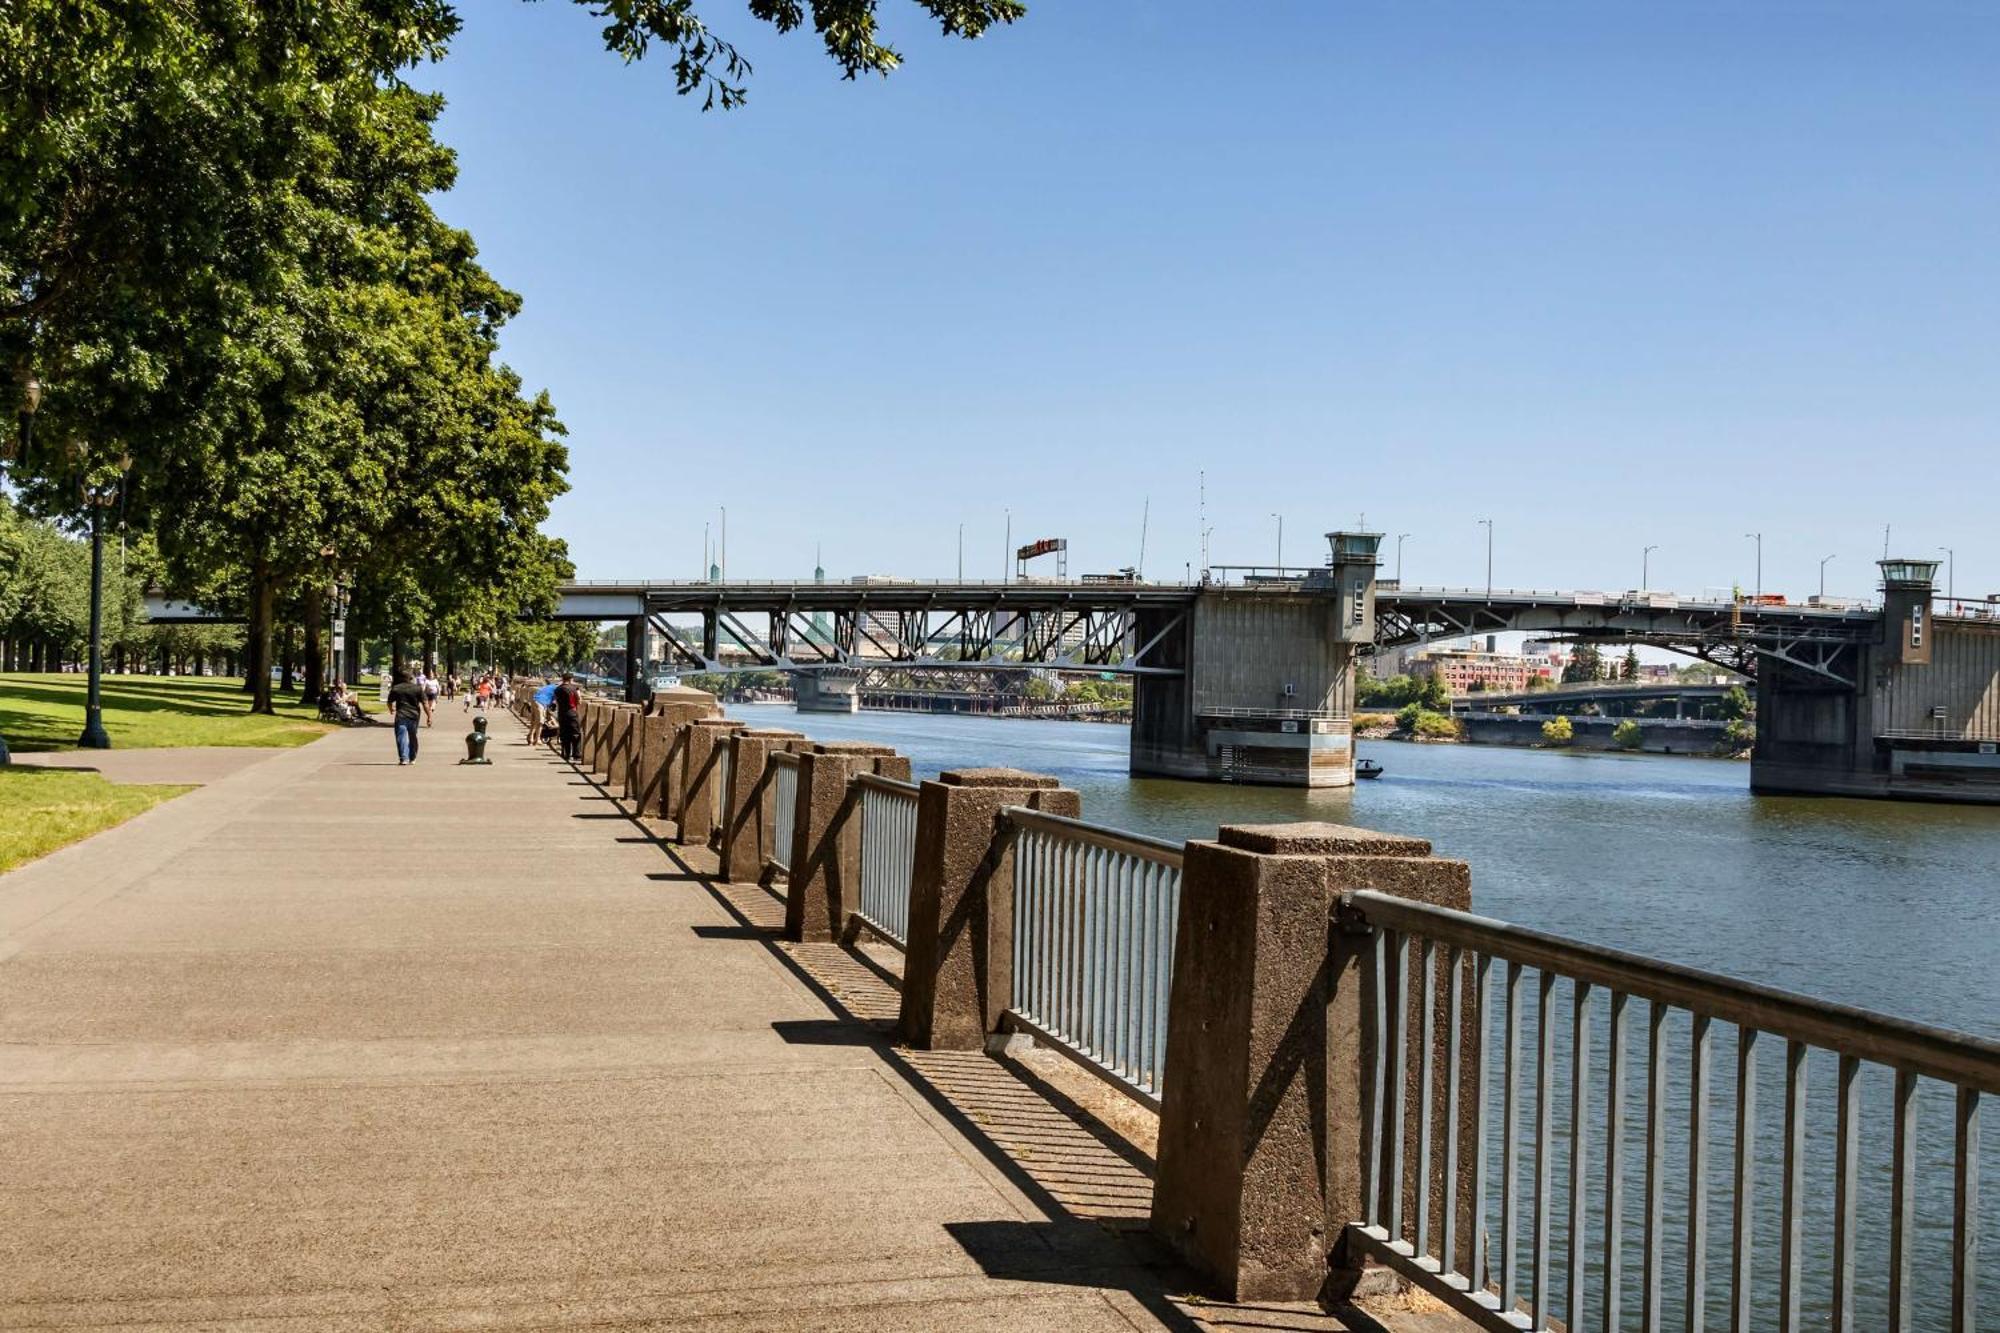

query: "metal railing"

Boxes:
[1000, 806, 1184, 1111]
[853, 773, 920, 948]
[1341, 888, 1998, 1333]
[768, 752, 799, 876]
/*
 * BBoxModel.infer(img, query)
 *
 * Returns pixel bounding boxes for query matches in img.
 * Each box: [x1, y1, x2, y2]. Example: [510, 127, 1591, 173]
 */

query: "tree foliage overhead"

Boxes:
[2, 0, 1023, 711]
[571, 0, 1025, 107]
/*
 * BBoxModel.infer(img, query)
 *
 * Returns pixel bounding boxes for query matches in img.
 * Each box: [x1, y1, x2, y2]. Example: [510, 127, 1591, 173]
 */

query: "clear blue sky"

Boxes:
[424, 2, 1998, 602]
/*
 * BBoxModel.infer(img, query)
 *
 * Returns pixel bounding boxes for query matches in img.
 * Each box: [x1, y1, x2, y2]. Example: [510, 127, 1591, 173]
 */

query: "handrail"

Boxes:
[853, 771, 918, 798]
[1343, 888, 2000, 1097]
[997, 805, 1184, 870]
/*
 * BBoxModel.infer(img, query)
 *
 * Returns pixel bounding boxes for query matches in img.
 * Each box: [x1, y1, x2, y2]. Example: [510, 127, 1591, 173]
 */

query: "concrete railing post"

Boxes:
[896, 768, 1079, 1051]
[781, 743, 900, 941]
[634, 710, 674, 815]
[676, 719, 745, 847]
[1149, 822, 1472, 1304]
[718, 728, 806, 883]
[607, 703, 640, 794]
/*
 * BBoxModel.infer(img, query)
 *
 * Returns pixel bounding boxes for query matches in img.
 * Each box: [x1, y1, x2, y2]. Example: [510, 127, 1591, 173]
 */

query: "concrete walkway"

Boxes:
[9, 744, 298, 785]
[0, 722, 1437, 1331]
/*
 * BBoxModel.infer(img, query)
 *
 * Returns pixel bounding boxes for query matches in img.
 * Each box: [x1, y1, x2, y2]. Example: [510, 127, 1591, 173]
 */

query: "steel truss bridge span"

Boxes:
[554, 580, 1881, 687]
[623, 582, 1195, 678]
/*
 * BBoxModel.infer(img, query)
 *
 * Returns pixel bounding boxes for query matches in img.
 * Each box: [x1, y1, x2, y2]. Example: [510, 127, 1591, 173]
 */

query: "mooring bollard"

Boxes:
[461, 711, 493, 765]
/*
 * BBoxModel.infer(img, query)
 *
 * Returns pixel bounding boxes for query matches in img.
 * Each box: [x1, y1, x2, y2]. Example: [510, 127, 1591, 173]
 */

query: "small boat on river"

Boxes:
[1356, 758, 1384, 780]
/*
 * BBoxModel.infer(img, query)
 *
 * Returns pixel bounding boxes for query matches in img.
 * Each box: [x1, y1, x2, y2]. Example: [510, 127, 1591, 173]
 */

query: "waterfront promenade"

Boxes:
[0, 724, 1427, 1330]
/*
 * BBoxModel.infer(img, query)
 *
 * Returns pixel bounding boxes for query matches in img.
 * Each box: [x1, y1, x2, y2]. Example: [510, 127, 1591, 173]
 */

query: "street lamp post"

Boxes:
[1396, 533, 1410, 585]
[719, 506, 727, 582]
[76, 454, 132, 750]
[1643, 544, 1658, 591]
[1478, 519, 1493, 596]
[1270, 513, 1283, 571]
[1745, 532, 1763, 603]
[1819, 554, 1836, 600]
[1003, 508, 1012, 583]
[1940, 547, 1955, 603]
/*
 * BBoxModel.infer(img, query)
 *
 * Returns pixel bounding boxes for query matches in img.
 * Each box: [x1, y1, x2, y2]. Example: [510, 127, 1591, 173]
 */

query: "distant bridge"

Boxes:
[1445, 680, 1737, 719]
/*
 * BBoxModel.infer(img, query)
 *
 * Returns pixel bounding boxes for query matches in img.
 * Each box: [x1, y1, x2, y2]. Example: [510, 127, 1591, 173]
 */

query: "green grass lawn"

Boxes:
[0, 672, 366, 751]
[0, 767, 194, 874]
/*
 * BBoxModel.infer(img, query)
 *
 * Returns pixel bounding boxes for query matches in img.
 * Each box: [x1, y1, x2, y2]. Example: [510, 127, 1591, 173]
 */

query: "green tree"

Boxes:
[1540, 715, 1574, 745]
[1720, 685, 1754, 721]
[1612, 719, 1643, 750]
[1620, 647, 1640, 681]
[1562, 644, 1604, 684]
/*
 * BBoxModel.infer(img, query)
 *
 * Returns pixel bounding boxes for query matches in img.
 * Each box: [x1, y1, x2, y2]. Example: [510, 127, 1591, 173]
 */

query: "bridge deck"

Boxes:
[0, 724, 1412, 1329]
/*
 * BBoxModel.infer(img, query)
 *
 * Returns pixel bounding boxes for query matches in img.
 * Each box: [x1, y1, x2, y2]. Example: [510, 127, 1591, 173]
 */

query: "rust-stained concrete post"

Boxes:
[633, 712, 674, 817]
[718, 728, 806, 883]
[1148, 822, 1471, 1304]
[607, 704, 640, 794]
[676, 719, 744, 847]
[781, 743, 898, 941]
[897, 768, 1080, 1051]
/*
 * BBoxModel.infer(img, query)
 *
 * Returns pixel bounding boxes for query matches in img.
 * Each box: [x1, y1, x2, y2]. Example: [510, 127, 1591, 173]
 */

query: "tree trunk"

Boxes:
[302, 586, 325, 704]
[246, 559, 277, 714]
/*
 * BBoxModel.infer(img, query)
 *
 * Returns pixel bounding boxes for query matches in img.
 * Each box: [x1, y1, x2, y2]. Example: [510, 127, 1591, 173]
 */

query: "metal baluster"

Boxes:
[1388, 932, 1410, 1244]
[1731, 1027, 1757, 1333]
[1502, 960, 1522, 1315]
[1687, 1013, 1711, 1333]
[1089, 847, 1105, 1061]
[1417, 940, 1437, 1261]
[1149, 862, 1164, 1092]
[1012, 823, 1027, 1023]
[1831, 1055, 1859, 1333]
[1123, 854, 1138, 1082]
[1605, 990, 1627, 1333]
[1952, 1085, 1980, 1333]
[1443, 945, 1463, 1280]
[1778, 1039, 1805, 1333]
[1471, 953, 1491, 1296]
[1364, 927, 1387, 1228]
[1889, 1068, 1916, 1333]
[1569, 979, 1593, 1333]
[1534, 969, 1553, 1329]
[1643, 1001, 1666, 1333]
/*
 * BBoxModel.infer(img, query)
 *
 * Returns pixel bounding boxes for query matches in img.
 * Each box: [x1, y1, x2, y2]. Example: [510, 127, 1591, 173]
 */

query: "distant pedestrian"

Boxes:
[388, 668, 428, 765]
[532, 677, 558, 746]
[554, 672, 583, 763]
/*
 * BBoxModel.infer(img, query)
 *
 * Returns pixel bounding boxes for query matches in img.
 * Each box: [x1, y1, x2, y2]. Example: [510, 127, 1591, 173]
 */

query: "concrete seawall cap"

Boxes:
[940, 767, 1062, 789]
[1217, 822, 1431, 858]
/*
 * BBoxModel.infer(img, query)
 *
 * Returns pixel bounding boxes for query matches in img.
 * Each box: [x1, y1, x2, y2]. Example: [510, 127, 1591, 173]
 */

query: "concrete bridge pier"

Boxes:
[1130, 532, 1381, 789]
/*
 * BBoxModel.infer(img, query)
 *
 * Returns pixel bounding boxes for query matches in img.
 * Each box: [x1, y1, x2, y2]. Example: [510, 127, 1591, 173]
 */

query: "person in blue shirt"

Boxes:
[531, 679, 559, 746]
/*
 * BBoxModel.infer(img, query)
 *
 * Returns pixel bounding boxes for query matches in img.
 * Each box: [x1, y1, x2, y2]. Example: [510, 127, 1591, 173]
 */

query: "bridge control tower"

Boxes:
[1129, 531, 1381, 787]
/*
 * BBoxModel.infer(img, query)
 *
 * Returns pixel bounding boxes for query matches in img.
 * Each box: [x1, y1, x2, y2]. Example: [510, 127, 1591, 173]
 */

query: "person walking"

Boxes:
[554, 672, 584, 764]
[388, 668, 428, 765]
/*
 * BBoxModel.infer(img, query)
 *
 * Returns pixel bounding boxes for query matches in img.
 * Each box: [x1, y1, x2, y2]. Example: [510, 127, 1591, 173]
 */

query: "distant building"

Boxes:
[1408, 648, 1553, 695]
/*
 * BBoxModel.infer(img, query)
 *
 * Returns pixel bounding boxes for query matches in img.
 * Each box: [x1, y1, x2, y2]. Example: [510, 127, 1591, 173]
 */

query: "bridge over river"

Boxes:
[146, 536, 2000, 803]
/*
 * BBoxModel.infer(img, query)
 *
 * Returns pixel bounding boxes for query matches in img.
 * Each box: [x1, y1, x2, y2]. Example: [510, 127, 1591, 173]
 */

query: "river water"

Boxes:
[732, 702, 2000, 1037]
[729, 703, 2000, 1325]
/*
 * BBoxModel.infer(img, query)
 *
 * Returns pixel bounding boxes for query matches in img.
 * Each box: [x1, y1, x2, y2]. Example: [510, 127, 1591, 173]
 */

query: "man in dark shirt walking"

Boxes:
[388, 668, 428, 766]
[553, 672, 584, 764]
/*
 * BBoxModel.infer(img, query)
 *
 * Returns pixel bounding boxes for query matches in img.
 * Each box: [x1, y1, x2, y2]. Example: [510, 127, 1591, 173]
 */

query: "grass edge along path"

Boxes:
[0, 767, 194, 874]
[0, 672, 349, 752]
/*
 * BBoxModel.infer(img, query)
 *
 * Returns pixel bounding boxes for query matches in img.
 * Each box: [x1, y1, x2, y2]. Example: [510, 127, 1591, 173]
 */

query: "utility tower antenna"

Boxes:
[1138, 497, 1150, 579]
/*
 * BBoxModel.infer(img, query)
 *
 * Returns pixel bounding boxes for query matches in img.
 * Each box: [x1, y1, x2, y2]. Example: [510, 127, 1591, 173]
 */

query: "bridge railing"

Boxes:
[767, 752, 798, 876]
[853, 773, 920, 949]
[996, 806, 1184, 1110]
[1338, 889, 1996, 1333]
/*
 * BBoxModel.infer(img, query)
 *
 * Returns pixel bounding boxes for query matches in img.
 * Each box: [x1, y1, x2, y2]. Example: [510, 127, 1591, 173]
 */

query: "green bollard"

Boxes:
[461, 711, 493, 765]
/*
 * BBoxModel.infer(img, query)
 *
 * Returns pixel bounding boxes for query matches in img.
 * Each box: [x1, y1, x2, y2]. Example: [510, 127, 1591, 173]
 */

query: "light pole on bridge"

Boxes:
[1745, 532, 1762, 603]
[1396, 533, 1410, 585]
[1003, 508, 1011, 583]
[1478, 519, 1493, 597]
[1820, 553, 1836, 600]
[1940, 547, 1955, 604]
[1270, 512, 1283, 571]
[1642, 544, 1658, 591]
